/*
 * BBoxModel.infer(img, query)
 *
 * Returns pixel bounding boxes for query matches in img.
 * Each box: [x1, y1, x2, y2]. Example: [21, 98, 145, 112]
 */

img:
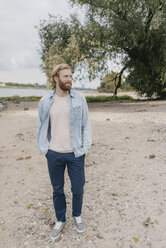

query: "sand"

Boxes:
[0, 100, 166, 248]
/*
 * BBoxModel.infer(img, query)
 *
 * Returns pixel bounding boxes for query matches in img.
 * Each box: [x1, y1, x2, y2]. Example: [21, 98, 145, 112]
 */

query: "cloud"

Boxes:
[10, 57, 18, 69]
[0, 0, 76, 83]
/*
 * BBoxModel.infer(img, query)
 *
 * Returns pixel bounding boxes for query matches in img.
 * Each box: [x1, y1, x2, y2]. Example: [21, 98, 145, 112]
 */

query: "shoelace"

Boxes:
[75, 216, 82, 224]
[53, 221, 63, 229]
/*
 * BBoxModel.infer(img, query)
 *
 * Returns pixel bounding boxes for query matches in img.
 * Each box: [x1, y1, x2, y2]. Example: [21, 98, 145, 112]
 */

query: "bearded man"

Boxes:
[37, 63, 92, 240]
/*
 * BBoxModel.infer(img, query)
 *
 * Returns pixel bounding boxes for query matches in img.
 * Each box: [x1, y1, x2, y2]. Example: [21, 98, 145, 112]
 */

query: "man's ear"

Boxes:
[54, 76, 58, 83]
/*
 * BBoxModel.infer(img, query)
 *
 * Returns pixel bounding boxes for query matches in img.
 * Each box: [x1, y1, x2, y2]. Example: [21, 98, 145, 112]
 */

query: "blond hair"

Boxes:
[51, 63, 71, 85]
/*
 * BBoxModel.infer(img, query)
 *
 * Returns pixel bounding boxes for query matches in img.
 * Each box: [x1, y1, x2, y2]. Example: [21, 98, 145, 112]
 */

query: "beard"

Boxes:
[58, 78, 72, 91]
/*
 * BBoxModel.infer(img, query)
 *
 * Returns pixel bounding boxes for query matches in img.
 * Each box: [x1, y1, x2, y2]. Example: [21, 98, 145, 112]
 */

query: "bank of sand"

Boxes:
[0, 100, 166, 248]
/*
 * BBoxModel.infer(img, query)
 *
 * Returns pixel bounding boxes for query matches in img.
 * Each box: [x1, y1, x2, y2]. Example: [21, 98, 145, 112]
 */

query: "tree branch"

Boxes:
[145, 9, 155, 33]
[114, 66, 127, 97]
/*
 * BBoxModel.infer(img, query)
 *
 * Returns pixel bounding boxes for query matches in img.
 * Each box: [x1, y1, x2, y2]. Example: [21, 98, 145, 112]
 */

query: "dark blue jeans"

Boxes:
[45, 149, 85, 222]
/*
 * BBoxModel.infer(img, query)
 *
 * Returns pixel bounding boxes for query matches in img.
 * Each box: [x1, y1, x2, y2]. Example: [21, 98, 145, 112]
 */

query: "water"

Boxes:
[0, 87, 141, 100]
[0, 88, 104, 97]
[0, 88, 51, 97]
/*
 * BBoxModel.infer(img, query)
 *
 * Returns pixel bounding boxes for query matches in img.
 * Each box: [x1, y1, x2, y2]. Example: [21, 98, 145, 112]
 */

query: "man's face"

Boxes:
[56, 69, 72, 91]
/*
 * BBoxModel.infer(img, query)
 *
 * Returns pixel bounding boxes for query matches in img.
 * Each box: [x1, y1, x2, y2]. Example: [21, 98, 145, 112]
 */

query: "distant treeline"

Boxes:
[73, 87, 97, 91]
[0, 82, 46, 88]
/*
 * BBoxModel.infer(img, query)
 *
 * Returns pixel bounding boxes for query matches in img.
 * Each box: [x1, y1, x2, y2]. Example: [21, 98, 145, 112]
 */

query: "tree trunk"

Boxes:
[114, 66, 126, 97]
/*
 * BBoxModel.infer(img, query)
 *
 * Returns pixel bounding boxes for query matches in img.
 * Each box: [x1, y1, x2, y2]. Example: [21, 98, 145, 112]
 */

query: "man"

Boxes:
[37, 63, 92, 241]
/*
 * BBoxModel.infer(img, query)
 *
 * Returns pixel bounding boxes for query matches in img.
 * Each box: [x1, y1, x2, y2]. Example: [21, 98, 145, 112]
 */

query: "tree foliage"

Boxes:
[98, 71, 126, 93]
[37, 0, 166, 97]
[98, 72, 118, 93]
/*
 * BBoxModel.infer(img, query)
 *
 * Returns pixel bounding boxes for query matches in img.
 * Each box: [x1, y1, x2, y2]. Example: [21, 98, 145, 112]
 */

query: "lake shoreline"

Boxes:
[1, 97, 166, 113]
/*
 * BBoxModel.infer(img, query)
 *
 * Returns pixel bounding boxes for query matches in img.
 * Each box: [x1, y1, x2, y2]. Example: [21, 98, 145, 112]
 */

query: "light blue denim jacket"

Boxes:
[37, 89, 92, 157]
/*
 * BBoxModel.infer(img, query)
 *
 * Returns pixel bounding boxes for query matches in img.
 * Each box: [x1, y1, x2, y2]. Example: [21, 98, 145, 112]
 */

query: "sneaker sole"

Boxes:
[50, 232, 61, 241]
[75, 226, 85, 233]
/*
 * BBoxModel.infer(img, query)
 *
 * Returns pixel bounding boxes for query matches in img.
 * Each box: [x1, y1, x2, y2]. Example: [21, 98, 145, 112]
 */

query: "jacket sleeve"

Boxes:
[82, 96, 92, 153]
[37, 99, 43, 134]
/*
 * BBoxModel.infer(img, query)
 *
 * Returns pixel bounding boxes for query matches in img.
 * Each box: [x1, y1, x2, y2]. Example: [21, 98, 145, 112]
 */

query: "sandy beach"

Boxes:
[0, 99, 166, 248]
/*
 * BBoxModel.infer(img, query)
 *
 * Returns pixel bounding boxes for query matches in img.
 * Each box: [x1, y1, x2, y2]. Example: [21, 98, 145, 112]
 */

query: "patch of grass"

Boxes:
[0, 95, 41, 103]
[0, 94, 134, 103]
[118, 89, 135, 92]
[86, 95, 134, 102]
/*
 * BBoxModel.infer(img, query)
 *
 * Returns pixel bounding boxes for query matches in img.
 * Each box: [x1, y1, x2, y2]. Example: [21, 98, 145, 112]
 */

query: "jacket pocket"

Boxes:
[73, 106, 82, 120]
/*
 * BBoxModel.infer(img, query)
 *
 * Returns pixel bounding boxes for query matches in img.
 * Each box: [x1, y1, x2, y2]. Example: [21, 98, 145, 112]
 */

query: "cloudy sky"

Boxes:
[0, 0, 122, 89]
[0, 0, 84, 86]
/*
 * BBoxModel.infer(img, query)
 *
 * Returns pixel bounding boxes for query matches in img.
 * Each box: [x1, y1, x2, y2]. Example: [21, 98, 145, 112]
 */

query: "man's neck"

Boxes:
[55, 89, 70, 97]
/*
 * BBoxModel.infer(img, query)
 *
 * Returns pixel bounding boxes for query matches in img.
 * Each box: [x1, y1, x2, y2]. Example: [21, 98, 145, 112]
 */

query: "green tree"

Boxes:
[37, 16, 79, 86]
[98, 72, 119, 93]
[37, 0, 166, 97]
[37, 14, 109, 87]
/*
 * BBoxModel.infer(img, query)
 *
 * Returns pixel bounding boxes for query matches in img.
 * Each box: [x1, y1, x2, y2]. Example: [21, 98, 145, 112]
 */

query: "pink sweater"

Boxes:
[49, 93, 73, 153]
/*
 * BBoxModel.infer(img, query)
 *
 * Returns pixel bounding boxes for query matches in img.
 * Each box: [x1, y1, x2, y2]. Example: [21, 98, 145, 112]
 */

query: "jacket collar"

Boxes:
[49, 88, 75, 98]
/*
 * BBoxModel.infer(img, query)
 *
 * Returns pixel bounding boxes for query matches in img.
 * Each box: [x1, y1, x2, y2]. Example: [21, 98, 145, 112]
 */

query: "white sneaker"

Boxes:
[74, 216, 85, 233]
[50, 221, 66, 240]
